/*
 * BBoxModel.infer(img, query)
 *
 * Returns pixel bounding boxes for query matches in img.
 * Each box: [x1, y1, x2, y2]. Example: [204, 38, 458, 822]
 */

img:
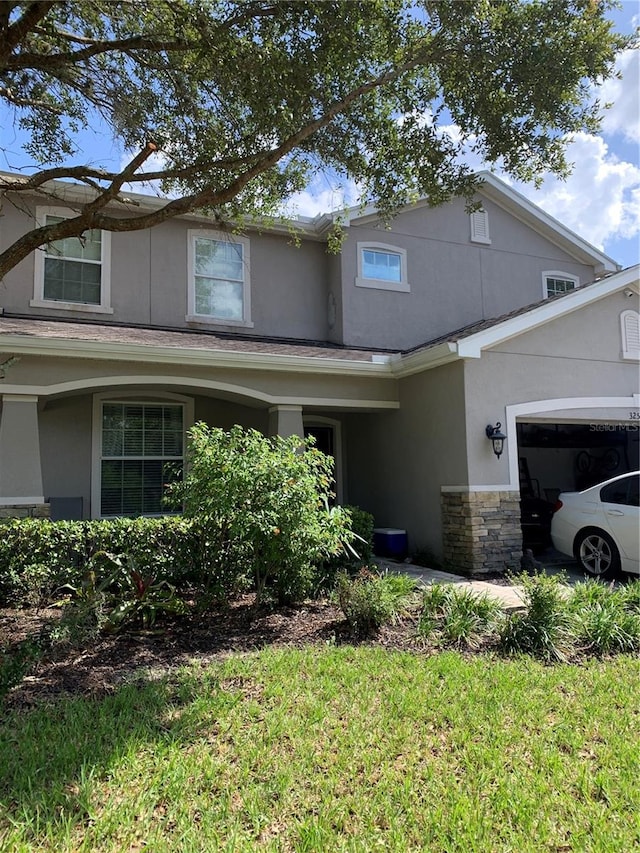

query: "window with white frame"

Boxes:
[543, 271, 579, 298]
[32, 207, 112, 313]
[99, 402, 184, 517]
[355, 242, 410, 292]
[187, 229, 252, 325]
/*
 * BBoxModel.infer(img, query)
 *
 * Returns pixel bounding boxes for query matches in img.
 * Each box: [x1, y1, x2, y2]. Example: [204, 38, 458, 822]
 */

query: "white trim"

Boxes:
[32, 206, 112, 313]
[0, 375, 399, 410]
[91, 391, 194, 519]
[476, 172, 619, 273]
[0, 496, 46, 505]
[1, 393, 40, 403]
[621, 309, 640, 361]
[185, 315, 254, 329]
[392, 266, 639, 375]
[470, 209, 491, 244]
[5, 266, 635, 386]
[187, 228, 252, 326]
[355, 242, 410, 293]
[269, 404, 303, 414]
[29, 299, 114, 315]
[456, 265, 640, 359]
[0, 332, 394, 377]
[542, 270, 579, 299]
[303, 415, 344, 504]
[391, 343, 459, 377]
[505, 394, 640, 489]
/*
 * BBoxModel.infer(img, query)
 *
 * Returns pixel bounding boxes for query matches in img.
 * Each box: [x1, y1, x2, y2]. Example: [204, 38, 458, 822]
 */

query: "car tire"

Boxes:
[574, 528, 620, 577]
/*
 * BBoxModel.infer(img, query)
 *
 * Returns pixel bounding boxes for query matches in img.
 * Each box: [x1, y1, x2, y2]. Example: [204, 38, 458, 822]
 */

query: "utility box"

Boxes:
[373, 527, 408, 560]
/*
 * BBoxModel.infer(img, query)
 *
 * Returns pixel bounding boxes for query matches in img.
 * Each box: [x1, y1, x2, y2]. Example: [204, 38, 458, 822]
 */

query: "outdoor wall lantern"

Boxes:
[485, 422, 506, 459]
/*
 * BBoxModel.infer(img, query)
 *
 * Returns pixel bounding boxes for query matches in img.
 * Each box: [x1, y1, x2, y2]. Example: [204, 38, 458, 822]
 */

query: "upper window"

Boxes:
[187, 229, 252, 326]
[31, 207, 112, 314]
[543, 271, 579, 299]
[355, 242, 410, 292]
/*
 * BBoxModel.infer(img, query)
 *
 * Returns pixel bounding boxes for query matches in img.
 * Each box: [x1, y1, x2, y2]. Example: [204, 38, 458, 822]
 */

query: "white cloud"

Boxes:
[420, 100, 640, 255]
[285, 178, 360, 218]
[118, 147, 173, 197]
[508, 133, 640, 250]
[597, 48, 640, 143]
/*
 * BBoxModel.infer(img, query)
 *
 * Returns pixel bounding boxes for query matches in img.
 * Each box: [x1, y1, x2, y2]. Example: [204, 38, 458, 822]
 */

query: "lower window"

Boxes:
[100, 402, 183, 516]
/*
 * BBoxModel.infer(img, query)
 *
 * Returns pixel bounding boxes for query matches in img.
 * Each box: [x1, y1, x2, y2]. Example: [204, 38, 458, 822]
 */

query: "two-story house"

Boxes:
[0, 171, 638, 574]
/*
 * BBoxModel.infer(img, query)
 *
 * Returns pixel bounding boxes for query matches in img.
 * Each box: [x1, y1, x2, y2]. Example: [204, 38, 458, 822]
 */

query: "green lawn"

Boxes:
[1, 647, 639, 852]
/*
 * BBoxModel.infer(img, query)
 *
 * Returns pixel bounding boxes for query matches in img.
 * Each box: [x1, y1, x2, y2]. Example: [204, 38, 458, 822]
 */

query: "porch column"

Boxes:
[0, 394, 46, 510]
[441, 488, 522, 576]
[268, 405, 304, 439]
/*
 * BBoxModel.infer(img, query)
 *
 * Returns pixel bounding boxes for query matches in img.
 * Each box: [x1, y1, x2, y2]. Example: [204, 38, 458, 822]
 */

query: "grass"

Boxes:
[1, 646, 639, 852]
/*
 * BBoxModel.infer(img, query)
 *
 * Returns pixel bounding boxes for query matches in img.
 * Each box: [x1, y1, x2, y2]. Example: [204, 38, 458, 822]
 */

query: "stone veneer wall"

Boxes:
[441, 490, 522, 576]
[0, 503, 50, 520]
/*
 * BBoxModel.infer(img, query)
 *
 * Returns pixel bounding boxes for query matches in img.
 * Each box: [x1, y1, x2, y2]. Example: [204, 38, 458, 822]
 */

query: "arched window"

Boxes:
[355, 242, 410, 292]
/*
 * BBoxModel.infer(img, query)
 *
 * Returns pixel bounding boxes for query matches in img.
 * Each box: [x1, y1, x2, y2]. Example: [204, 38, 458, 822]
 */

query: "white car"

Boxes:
[551, 471, 639, 577]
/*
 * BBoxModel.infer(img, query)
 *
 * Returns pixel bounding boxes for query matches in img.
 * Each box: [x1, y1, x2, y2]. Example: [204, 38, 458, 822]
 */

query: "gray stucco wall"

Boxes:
[345, 361, 467, 559]
[1, 193, 597, 353]
[1, 352, 398, 409]
[36, 391, 276, 518]
[194, 397, 268, 433]
[0, 202, 330, 342]
[336, 196, 596, 350]
[40, 395, 93, 513]
[463, 292, 640, 486]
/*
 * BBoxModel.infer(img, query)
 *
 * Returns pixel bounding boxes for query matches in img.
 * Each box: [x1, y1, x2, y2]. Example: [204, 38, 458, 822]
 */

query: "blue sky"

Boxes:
[1, 3, 638, 269]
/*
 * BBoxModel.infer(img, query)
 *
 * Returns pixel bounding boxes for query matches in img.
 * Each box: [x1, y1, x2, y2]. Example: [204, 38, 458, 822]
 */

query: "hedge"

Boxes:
[0, 517, 200, 606]
[0, 506, 375, 607]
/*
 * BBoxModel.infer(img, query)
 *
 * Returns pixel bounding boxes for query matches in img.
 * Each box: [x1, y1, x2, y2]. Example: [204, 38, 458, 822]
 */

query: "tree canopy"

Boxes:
[0, 0, 630, 280]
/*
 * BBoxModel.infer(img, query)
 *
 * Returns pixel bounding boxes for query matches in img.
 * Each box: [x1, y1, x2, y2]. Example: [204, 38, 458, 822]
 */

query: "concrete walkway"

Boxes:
[374, 558, 527, 611]
[376, 548, 604, 612]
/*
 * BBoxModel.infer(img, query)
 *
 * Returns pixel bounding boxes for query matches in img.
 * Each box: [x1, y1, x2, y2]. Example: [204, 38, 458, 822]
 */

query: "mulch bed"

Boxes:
[1, 596, 428, 709]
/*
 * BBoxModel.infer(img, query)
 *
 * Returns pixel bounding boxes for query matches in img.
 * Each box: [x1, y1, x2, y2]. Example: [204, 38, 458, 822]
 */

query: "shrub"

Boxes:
[334, 568, 416, 637]
[499, 573, 573, 662]
[343, 506, 374, 562]
[173, 423, 354, 604]
[419, 583, 501, 648]
[314, 505, 375, 592]
[567, 580, 640, 655]
[618, 579, 640, 614]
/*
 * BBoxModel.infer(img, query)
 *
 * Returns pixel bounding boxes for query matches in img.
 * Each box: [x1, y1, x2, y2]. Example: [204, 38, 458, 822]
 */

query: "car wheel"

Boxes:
[574, 529, 620, 577]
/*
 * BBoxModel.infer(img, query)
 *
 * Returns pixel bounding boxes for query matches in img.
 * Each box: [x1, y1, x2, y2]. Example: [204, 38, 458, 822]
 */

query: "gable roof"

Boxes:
[330, 171, 618, 275]
[1, 170, 620, 273]
[476, 173, 619, 275]
[395, 264, 640, 376]
[2, 264, 636, 381]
